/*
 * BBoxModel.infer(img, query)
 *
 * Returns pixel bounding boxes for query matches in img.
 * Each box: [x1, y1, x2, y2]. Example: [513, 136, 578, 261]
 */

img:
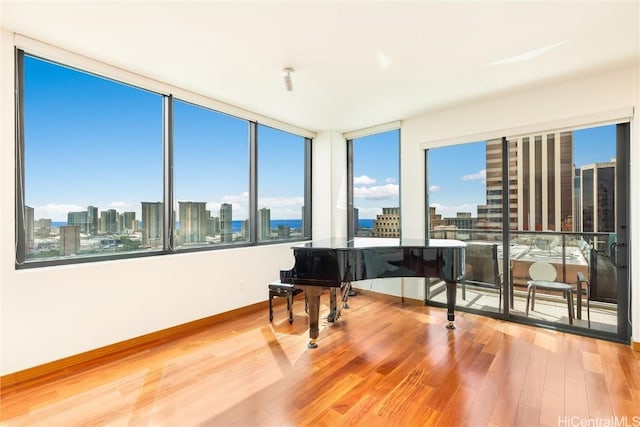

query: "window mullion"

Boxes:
[164, 95, 174, 251]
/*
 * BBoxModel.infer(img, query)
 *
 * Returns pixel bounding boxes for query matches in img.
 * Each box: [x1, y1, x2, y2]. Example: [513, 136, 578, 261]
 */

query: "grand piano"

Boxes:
[280, 238, 466, 348]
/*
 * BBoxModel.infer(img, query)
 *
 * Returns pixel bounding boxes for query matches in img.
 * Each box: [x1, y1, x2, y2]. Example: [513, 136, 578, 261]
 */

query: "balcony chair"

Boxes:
[525, 261, 574, 324]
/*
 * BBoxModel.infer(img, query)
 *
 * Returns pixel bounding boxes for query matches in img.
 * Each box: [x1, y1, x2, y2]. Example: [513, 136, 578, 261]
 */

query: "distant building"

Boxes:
[444, 212, 476, 230]
[68, 210, 88, 234]
[178, 202, 208, 245]
[25, 205, 34, 250]
[372, 207, 400, 237]
[241, 219, 249, 240]
[87, 206, 98, 236]
[208, 216, 220, 236]
[59, 225, 80, 256]
[123, 211, 136, 232]
[141, 202, 163, 247]
[99, 209, 117, 234]
[35, 218, 51, 232]
[258, 208, 271, 240]
[220, 203, 233, 243]
[353, 207, 360, 235]
[278, 225, 290, 239]
[429, 206, 445, 229]
[579, 160, 616, 233]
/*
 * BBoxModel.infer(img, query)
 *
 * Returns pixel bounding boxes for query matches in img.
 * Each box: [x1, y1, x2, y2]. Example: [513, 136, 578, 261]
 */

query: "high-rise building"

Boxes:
[241, 219, 249, 240]
[478, 133, 573, 232]
[220, 203, 233, 243]
[517, 132, 573, 231]
[68, 210, 88, 234]
[258, 207, 271, 240]
[99, 209, 117, 234]
[25, 205, 34, 250]
[353, 207, 359, 235]
[59, 225, 80, 256]
[372, 207, 400, 237]
[178, 202, 207, 245]
[579, 160, 616, 233]
[123, 211, 136, 232]
[141, 202, 163, 247]
[87, 206, 98, 236]
[208, 216, 220, 236]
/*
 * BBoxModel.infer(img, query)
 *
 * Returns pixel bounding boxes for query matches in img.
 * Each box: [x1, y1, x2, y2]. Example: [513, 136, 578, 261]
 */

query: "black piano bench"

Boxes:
[268, 281, 303, 324]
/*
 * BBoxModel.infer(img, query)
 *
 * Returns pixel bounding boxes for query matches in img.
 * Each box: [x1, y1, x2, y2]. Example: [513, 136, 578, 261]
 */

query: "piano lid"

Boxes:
[293, 237, 467, 250]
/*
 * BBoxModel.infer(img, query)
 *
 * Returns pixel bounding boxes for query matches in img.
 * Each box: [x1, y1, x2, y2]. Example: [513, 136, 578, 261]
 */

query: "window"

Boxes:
[257, 124, 309, 242]
[349, 129, 400, 238]
[173, 100, 249, 248]
[15, 50, 311, 268]
[18, 54, 163, 264]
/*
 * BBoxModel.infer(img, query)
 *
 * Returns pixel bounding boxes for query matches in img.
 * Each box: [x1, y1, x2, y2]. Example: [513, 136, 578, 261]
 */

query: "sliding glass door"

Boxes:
[425, 122, 630, 342]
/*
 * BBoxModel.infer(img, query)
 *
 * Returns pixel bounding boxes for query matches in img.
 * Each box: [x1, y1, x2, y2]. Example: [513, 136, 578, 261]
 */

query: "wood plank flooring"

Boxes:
[1, 291, 639, 426]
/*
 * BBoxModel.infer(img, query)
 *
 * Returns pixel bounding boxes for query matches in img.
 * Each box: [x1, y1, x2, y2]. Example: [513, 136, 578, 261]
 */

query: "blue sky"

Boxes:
[25, 55, 305, 222]
[352, 129, 400, 219]
[24, 55, 617, 222]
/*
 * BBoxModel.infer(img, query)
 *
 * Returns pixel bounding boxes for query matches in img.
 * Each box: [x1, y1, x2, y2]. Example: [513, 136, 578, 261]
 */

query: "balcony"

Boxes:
[427, 229, 619, 333]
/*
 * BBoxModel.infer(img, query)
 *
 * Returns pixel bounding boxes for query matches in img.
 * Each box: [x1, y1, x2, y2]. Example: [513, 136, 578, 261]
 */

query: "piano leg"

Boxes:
[445, 280, 457, 329]
[299, 286, 323, 348]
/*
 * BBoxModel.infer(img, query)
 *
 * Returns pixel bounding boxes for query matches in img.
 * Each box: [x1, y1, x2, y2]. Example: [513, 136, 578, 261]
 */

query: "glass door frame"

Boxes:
[425, 123, 631, 344]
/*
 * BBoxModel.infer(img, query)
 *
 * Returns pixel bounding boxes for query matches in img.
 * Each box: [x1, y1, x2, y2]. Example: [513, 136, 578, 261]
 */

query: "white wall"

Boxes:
[0, 31, 302, 375]
[400, 65, 640, 343]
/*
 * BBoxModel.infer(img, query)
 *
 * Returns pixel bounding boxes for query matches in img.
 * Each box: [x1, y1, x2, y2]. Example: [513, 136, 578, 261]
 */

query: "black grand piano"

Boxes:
[281, 238, 466, 348]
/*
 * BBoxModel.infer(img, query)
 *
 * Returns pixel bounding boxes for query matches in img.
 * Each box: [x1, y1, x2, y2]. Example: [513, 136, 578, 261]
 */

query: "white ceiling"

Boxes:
[1, 1, 638, 133]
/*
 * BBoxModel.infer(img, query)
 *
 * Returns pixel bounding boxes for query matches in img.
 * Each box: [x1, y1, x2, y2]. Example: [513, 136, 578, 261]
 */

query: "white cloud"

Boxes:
[205, 192, 304, 219]
[354, 175, 376, 185]
[384, 177, 396, 184]
[354, 183, 398, 200]
[32, 203, 85, 222]
[429, 185, 441, 193]
[461, 169, 486, 182]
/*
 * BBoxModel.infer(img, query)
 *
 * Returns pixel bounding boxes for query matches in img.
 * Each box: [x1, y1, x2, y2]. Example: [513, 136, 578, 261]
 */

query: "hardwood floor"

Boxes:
[1, 291, 639, 426]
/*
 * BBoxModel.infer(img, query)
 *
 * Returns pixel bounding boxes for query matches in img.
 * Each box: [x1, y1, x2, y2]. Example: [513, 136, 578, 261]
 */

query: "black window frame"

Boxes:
[14, 49, 312, 269]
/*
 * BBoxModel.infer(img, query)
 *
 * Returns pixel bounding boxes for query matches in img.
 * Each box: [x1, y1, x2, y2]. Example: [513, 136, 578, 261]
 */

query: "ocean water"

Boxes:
[52, 219, 376, 231]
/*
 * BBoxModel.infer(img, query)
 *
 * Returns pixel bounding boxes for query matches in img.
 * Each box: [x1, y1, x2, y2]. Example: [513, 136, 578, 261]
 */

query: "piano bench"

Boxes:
[268, 281, 304, 324]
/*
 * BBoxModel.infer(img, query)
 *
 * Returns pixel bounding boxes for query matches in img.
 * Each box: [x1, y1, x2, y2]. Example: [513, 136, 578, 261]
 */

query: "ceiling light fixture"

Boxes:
[283, 67, 294, 91]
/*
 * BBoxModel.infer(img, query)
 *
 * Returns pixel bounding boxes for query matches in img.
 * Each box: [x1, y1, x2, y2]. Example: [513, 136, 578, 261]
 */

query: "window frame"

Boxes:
[14, 49, 312, 269]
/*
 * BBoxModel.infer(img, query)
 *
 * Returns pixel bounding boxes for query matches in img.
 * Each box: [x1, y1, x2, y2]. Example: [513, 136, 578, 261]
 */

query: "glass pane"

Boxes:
[257, 124, 306, 242]
[23, 55, 163, 261]
[173, 100, 249, 248]
[508, 125, 618, 333]
[352, 129, 400, 237]
[426, 140, 504, 314]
